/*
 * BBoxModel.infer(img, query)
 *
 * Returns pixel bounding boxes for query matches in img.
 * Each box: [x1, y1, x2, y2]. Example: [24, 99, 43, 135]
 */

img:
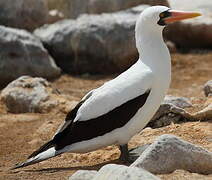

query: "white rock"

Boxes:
[131, 134, 212, 174]
[93, 164, 160, 180]
[69, 170, 98, 180]
[1, 76, 68, 113]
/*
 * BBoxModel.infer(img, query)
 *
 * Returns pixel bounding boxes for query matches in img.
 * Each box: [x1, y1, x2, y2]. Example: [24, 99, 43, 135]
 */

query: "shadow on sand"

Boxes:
[10, 159, 130, 174]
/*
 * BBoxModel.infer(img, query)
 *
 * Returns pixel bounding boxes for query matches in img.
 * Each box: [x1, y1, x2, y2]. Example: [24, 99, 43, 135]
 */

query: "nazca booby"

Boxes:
[13, 6, 201, 169]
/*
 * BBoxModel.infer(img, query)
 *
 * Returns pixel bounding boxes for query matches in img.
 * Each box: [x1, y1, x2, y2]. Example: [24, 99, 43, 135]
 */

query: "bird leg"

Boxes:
[119, 144, 139, 163]
[118, 144, 131, 163]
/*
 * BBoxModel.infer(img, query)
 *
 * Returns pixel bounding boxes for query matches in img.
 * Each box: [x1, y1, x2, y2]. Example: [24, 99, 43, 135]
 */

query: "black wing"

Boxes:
[53, 90, 94, 136]
[53, 90, 151, 151]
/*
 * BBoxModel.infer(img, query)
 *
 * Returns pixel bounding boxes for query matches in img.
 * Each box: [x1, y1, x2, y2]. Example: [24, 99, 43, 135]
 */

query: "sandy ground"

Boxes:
[0, 53, 212, 180]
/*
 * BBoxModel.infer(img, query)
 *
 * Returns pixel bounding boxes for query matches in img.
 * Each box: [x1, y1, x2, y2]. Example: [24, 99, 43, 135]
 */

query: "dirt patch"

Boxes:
[0, 53, 212, 180]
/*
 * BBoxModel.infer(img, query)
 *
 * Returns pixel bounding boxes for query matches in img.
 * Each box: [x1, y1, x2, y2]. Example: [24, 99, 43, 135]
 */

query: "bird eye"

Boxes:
[159, 12, 165, 18]
[159, 10, 171, 19]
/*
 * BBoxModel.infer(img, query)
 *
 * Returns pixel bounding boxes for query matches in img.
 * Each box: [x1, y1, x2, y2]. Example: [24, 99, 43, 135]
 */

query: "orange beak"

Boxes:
[164, 10, 201, 24]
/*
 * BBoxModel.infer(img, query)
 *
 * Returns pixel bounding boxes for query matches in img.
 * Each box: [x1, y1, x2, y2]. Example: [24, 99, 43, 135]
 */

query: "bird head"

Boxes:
[135, 6, 201, 57]
[136, 6, 201, 32]
[135, 6, 201, 51]
[158, 7, 201, 26]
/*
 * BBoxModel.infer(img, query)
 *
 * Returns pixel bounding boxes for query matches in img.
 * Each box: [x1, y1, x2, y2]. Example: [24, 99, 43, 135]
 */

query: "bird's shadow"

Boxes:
[12, 159, 129, 174]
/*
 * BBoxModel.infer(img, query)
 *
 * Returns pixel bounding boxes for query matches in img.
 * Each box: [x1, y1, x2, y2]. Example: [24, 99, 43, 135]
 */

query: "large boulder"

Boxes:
[69, 0, 169, 19]
[0, 26, 61, 87]
[69, 164, 160, 180]
[0, 0, 48, 31]
[69, 170, 98, 180]
[164, 22, 212, 49]
[34, 5, 148, 74]
[131, 134, 212, 174]
[1, 76, 55, 113]
[93, 164, 160, 180]
[35, 2, 209, 74]
[1, 76, 76, 113]
[165, 0, 212, 49]
[45, 0, 169, 19]
[34, 6, 142, 74]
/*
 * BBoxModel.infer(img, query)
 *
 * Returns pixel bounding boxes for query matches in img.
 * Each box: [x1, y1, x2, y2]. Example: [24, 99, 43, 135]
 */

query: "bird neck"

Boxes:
[136, 29, 171, 73]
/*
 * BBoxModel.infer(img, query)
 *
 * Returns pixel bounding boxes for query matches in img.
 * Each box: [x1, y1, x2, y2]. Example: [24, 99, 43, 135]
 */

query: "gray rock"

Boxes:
[69, 170, 98, 180]
[193, 100, 212, 121]
[164, 0, 212, 49]
[204, 80, 212, 97]
[129, 144, 151, 162]
[34, 5, 149, 74]
[0, 0, 48, 31]
[69, 0, 169, 19]
[164, 22, 212, 49]
[0, 26, 61, 87]
[148, 97, 193, 128]
[46, 0, 169, 19]
[148, 105, 182, 128]
[1, 76, 61, 113]
[164, 95, 192, 109]
[35, 2, 209, 74]
[131, 134, 212, 174]
[93, 164, 160, 180]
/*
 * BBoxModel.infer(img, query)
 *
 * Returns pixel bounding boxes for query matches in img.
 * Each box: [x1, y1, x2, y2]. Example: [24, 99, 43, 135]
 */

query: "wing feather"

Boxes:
[54, 90, 94, 136]
[54, 61, 154, 137]
[75, 62, 153, 122]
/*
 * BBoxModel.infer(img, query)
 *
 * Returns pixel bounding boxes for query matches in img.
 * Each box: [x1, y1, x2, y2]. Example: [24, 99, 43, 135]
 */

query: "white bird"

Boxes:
[13, 6, 201, 169]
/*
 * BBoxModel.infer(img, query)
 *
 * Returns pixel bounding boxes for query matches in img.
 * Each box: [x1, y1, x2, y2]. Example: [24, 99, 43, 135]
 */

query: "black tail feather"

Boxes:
[11, 157, 39, 170]
[11, 140, 56, 170]
[28, 140, 55, 159]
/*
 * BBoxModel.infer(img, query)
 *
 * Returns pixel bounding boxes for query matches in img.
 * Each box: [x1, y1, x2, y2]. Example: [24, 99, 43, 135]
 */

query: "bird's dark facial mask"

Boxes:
[158, 9, 171, 26]
[158, 9, 201, 26]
